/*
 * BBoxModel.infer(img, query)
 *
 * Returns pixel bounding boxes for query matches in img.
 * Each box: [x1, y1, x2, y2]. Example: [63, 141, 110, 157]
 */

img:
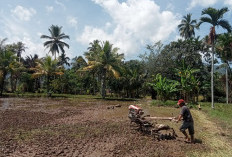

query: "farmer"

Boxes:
[175, 99, 194, 143]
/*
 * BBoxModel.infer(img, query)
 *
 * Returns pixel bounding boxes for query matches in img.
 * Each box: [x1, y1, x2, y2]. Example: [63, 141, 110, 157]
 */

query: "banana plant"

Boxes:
[149, 73, 179, 101]
[176, 61, 200, 102]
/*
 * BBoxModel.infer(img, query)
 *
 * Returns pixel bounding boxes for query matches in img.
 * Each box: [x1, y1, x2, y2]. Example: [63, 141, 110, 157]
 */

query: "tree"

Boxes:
[9, 61, 25, 92]
[149, 73, 179, 102]
[58, 51, 70, 67]
[23, 54, 40, 92]
[117, 60, 145, 98]
[178, 14, 197, 39]
[198, 7, 232, 108]
[0, 40, 17, 95]
[15, 42, 26, 62]
[176, 61, 200, 102]
[84, 40, 124, 98]
[216, 33, 232, 104]
[71, 56, 87, 70]
[32, 55, 63, 95]
[24, 54, 39, 69]
[41, 25, 70, 59]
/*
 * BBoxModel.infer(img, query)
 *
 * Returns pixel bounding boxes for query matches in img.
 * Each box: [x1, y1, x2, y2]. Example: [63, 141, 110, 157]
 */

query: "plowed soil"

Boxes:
[0, 97, 206, 157]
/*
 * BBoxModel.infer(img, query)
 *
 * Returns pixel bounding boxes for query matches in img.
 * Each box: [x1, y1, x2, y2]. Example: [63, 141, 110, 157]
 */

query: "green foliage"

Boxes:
[178, 13, 197, 39]
[32, 55, 63, 94]
[151, 99, 177, 107]
[0, 40, 17, 95]
[84, 40, 124, 98]
[201, 102, 232, 130]
[175, 61, 200, 102]
[109, 60, 146, 98]
[41, 25, 70, 59]
[0, 9, 231, 102]
[216, 33, 232, 63]
[149, 73, 179, 101]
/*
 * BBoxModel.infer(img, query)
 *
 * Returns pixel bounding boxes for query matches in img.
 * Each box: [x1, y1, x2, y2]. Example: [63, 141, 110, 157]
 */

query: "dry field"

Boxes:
[0, 97, 231, 157]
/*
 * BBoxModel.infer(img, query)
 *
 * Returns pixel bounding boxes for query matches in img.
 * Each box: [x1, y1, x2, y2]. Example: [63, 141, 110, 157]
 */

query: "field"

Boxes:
[1, 97, 232, 157]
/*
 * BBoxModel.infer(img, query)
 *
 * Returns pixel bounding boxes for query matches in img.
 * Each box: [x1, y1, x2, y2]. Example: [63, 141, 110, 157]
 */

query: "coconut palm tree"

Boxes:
[24, 54, 39, 69]
[32, 55, 63, 95]
[198, 7, 231, 108]
[41, 25, 70, 59]
[178, 13, 197, 39]
[71, 56, 87, 71]
[15, 42, 26, 62]
[0, 40, 17, 95]
[84, 40, 124, 98]
[58, 51, 70, 67]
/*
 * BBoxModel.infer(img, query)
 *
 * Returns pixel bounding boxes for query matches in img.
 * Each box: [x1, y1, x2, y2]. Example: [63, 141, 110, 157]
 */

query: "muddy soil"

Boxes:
[0, 98, 206, 157]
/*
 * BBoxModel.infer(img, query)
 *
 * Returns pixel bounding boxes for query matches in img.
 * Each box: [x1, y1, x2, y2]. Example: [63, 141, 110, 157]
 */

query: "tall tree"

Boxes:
[178, 14, 197, 39]
[15, 42, 26, 62]
[216, 33, 232, 104]
[58, 51, 70, 67]
[23, 54, 40, 92]
[32, 55, 63, 94]
[84, 40, 124, 98]
[24, 54, 39, 69]
[198, 7, 232, 108]
[0, 40, 17, 95]
[71, 56, 87, 71]
[41, 25, 70, 59]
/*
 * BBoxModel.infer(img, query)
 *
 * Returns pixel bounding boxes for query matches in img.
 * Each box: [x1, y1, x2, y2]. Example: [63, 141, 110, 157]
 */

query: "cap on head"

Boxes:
[177, 99, 185, 106]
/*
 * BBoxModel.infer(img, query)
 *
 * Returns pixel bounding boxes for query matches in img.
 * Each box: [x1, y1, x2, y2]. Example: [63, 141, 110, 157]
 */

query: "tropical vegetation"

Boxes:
[0, 7, 231, 106]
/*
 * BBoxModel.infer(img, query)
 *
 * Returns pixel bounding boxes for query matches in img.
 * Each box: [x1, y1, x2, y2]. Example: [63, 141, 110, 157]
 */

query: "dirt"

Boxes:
[0, 98, 206, 157]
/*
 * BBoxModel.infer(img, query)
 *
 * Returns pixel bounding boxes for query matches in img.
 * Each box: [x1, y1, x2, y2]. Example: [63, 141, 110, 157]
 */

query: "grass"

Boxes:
[3, 92, 137, 102]
[3, 92, 102, 99]
[151, 100, 232, 136]
[149, 99, 232, 156]
[200, 102, 232, 139]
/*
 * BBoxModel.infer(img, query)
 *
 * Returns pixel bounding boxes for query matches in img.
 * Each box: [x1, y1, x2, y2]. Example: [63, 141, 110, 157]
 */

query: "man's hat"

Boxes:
[177, 99, 185, 105]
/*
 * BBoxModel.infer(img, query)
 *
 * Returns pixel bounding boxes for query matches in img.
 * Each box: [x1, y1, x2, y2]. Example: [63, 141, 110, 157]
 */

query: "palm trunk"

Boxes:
[226, 64, 228, 104]
[47, 75, 49, 92]
[101, 69, 106, 99]
[211, 43, 214, 109]
[10, 74, 14, 92]
[92, 73, 95, 95]
[0, 71, 6, 96]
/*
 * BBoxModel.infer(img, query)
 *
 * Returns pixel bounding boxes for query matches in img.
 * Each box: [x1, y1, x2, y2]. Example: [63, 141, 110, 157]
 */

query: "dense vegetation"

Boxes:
[0, 7, 232, 105]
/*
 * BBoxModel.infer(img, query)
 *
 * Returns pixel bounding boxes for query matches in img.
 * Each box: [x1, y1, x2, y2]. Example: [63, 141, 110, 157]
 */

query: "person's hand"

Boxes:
[172, 118, 178, 123]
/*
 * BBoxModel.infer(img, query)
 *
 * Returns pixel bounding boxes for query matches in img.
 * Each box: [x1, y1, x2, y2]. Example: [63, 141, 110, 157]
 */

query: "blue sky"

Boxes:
[0, 0, 231, 60]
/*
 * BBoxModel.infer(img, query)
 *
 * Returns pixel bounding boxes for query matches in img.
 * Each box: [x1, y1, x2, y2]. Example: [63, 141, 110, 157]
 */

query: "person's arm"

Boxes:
[176, 114, 183, 123]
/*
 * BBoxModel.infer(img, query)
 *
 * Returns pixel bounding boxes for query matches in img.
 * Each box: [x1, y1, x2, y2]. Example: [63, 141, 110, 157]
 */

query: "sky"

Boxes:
[0, 0, 231, 61]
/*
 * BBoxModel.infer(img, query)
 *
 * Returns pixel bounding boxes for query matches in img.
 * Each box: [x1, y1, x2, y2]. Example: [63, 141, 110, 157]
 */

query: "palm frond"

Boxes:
[218, 19, 232, 32]
[40, 35, 52, 39]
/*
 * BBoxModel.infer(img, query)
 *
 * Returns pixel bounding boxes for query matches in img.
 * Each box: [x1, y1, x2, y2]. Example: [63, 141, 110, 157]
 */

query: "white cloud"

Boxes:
[46, 6, 54, 12]
[55, 0, 66, 10]
[67, 16, 78, 28]
[37, 32, 42, 37]
[78, 0, 179, 58]
[11, 5, 36, 21]
[224, 0, 232, 10]
[105, 22, 112, 29]
[0, 13, 46, 58]
[21, 37, 46, 58]
[187, 0, 218, 10]
[166, 3, 175, 11]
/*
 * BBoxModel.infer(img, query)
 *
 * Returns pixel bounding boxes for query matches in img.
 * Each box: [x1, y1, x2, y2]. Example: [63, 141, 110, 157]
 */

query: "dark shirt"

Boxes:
[180, 105, 193, 122]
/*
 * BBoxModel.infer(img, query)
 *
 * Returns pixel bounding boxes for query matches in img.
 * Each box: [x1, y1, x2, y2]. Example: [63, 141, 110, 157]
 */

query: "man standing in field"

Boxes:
[175, 99, 195, 143]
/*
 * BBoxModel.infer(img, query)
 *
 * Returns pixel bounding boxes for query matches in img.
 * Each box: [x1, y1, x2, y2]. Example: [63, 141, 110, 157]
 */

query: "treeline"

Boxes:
[0, 7, 232, 103]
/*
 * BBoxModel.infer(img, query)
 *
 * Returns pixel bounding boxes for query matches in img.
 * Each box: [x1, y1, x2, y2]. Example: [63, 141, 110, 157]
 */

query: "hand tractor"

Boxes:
[128, 105, 178, 141]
